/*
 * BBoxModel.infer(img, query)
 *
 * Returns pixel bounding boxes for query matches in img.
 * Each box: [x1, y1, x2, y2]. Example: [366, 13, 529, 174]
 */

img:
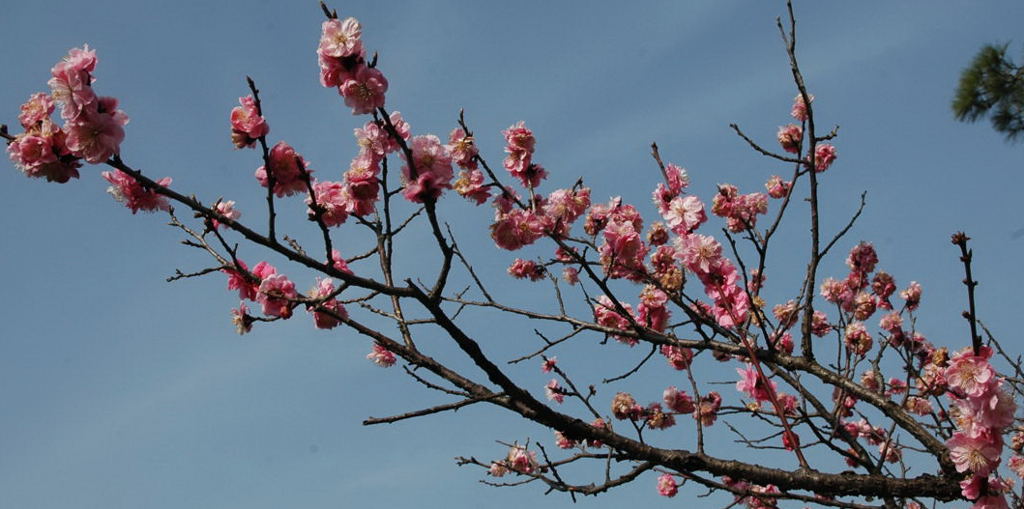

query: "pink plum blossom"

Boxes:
[64, 97, 129, 164]
[318, 18, 363, 59]
[777, 124, 803, 153]
[307, 278, 347, 330]
[211, 200, 241, 229]
[790, 93, 812, 121]
[255, 141, 311, 197]
[230, 95, 269, 149]
[102, 170, 171, 214]
[656, 473, 678, 497]
[507, 258, 546, 281]
[401, 134, 453, 203]
[231, 302, 253, 335]
[545, 379, 565, 403]
[308, 180, 349, 227]
[339, 65, 388, 115]
[765, 175, 791, 199]
[367, 343, 396, 367]
[18, 92, 54, 128]
[813, 143, 837, 172]
[256, 273, 297, 319]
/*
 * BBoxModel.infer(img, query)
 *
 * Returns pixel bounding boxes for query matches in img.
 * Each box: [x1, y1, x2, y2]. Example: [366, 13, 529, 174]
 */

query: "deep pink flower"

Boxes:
[541, 357, 557, 373]
[553, 431, 577, 449]
[223, 259, 260, 301]
[102, 170, 171, 214]
[594, 296, 635, 345]
[367, 343, 396, 367]
[256, 273, 297, 319]
[507, 258, 546, 281]
[255, 141, 311, 197]
[507, 446, 539, 474]
[331, 250, 354, 275]
[811, 310, 832, 337]
[230, 95, 269, 149]
[736, 364, 777, 402]
[339, 65, 388, 115]
[660, 345, 694, 371]
[490, 209, 546, 251]
[656, 473, 678, 497]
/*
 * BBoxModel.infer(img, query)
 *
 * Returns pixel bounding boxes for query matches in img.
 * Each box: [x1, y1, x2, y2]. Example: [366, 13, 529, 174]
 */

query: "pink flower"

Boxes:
[256, 273, 297, 319]
[488, 462, 508, 478]
[562, 267, 579, 285]
[900, 281, 922, 311]
[790, 93, 812, 121]
[948, 429, 1002, 475]
[553, 431, 577, 449]
[230, 95, 269, 149]
[453, 169, 491, 205]
[664, 386, 695, 413]
[307, 180, 349, 227]
[507, 446, 539, 474]
[772, 300, 799, 330]
[231, 302, 252, 335]
[307, 278, 347, 330]
[19, 92, 55, 128]
[48, 45, 97, 122]
[813, 143, 837, 172]
[7, 122, 81, 183]
[660, 345, 694, 371]
[600, 212, 649, 280]
[102, 170, 171, 214]
[695, 392, 722, 426]
[343, 153, 381, 216]
[611, 392, 639, 420]
[64, 97, 129, 164]
[844, 322, 872, 356]
[811, 310, 832, 337]
[502, 121, 546, 188]
[367, 343, 396, 367]
[211, 200, 241, 229]
[447, 127, 479, 170]
[736, 364, 777, 402]
[710, 184, 768, 232]
[905, 396, 933, 416]
[401, 134, 454, 203]
[541, 357, 557, 373]
[255, 141, 311, 197]
[545, 379, 565, 403]
[947, 352, 996, 399]
[339, 65, 388, 115]
[223, 259, 260, 301]
[507, 258, 545, 281]
[657, 474, 678, 497]
[594, 296, 635, 345]
[331, 250, 353, 276]
[764, 175, 791, 199]
[1009, 455, 1024, 478]
[318, 18, 363, 59]
[490, 209, 546, 251]
[674, 233, 722, 275]
[846, 242, 878, 274]
[663, 195, 706, 235]
[777, 124, 803, 153]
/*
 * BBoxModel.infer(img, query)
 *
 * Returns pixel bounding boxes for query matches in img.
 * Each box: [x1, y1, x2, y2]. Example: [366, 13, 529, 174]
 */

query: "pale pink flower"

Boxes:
[488, 462, 508, 477]
[211, 200, 241, 229]
[905, 396, 933, 416]
[230, 95, 269, 149]
[543, 187, 591, 234]
[18, 92, 55, 128]
[1009, 455, 1024, 478]
[777, 124, 803, 153]
[663, 195, 706, 234]
[844, 322, 872, 356]
[507, 446, 539, 474]
[772, 300, 799, 330]
[308, 180, 349, 227]
[948, 429, 1002, 475]
[231, 302, 252, 335]
[255, 141, 311, 197]
[852, 292, 877, 321]
[490, 209, 546, 251]
[611, 392, 640, 420]
[790, 93, 812, 121]
[947, 352, 996, 399]
[553, 431, 577, 449]
[878, 311, 903, 334]
[594, 296, 635, 345]
[307, 278, 347, 330]
[813, 143, 837, 172]
[318, 18, 363, 59]
[453, 169, 490, 205]
[545, 379, 565, 404]
[657, 473, 678, 497]
[339, 65, 388, 115]
[102, 170, 171, 214]
[900, 281, 922, 311]
[674, 233, 722, 275]
[764, 175, 791, 199]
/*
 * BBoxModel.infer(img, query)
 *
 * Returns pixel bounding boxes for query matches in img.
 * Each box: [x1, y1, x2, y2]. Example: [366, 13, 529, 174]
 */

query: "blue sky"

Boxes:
[2, 1, 1023, 508]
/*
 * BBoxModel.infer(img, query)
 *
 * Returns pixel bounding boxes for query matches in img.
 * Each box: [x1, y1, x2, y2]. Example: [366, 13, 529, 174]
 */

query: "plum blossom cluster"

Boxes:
[8, 46, 131, 185]
[317, 16, 387, 115]
[945, 346, 1016, 507]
